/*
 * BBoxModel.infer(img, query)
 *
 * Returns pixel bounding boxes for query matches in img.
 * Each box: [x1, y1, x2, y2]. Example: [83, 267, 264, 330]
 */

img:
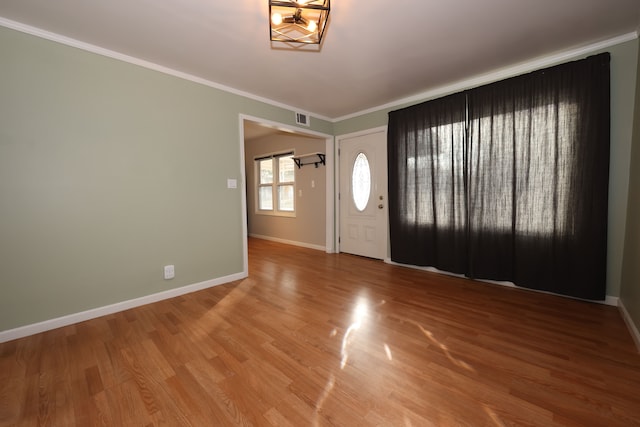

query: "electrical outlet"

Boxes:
[164, 265, 175, 280]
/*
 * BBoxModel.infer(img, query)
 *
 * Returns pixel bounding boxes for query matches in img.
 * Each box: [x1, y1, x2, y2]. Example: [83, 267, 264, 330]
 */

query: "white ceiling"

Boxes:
[0, 0, 639, 120]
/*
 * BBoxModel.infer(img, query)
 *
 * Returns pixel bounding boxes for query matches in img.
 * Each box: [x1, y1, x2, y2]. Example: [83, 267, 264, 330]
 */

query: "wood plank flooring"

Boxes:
[1, 237, 640, 426]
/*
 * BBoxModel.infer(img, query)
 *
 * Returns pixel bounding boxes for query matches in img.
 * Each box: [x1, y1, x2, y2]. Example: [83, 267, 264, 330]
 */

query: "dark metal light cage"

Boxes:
[269, 0, 331, 44]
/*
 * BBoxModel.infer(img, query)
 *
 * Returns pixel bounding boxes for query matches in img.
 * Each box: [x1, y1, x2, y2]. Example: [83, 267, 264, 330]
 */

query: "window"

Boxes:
[403, 101, 577, 235]
[388, 53, 610, 300]
[352, 152, 371, 212]
[256, 151, 295, 216]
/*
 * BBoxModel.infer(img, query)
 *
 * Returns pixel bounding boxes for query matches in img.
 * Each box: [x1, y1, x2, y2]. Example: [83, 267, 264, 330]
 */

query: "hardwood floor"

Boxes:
[1, 237, 640, 426]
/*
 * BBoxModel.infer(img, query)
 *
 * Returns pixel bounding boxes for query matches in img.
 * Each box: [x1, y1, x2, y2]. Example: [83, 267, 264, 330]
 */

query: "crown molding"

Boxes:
[334, 31, 639, 123]
[0, 17, 333, 123]
[0, 17, 636, 124]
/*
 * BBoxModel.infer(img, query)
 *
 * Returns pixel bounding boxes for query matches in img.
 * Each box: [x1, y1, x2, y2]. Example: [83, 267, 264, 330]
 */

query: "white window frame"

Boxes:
[255, 151, 296, 217]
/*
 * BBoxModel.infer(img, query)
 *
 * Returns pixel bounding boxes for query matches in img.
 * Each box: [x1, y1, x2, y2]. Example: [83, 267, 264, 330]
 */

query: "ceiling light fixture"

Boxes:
[269, 0, 330, 45]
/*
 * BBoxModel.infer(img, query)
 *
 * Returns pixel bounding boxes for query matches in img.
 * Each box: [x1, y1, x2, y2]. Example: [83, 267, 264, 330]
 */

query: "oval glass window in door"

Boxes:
[352, 152, 371, 211]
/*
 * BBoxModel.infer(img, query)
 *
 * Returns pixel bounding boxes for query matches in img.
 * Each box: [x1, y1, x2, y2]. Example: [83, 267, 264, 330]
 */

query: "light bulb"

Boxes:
[307, 20, 317, 32]
[271, 12, 283, 25]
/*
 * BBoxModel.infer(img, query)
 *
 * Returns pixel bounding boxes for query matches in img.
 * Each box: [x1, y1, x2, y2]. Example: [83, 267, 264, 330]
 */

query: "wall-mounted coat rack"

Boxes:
[292, 152, 325, 168]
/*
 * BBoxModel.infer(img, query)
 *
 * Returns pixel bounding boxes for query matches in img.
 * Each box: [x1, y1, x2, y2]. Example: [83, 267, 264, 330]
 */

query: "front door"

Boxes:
[339, 128, 388, 259]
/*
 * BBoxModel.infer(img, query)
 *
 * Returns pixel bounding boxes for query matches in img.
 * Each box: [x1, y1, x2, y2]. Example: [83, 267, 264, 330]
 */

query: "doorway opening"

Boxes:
[239, 115, 334, 275]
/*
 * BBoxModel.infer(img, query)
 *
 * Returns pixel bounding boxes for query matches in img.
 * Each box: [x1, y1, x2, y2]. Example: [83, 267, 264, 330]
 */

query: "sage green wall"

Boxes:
[620, 40, 640, 333]
[0, 25, 330, 331]
[607, 40, 639, 300]
[334, 38, 640, 299]
[245, 133, 326, 247]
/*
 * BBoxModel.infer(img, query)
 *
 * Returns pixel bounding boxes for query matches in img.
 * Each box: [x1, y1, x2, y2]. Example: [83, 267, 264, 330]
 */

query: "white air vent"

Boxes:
[295, 112, 310, 127]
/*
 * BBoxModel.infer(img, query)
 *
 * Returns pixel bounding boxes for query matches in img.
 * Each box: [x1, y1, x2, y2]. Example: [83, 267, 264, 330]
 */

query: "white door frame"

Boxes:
[335, 126, 388, 258]
[239, 114, 336, 275]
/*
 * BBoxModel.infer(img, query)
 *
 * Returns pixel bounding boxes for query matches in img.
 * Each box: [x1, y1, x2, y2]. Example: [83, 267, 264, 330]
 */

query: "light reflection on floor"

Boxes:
[314, 294, 483, 425]
[312, 373, 336, 427]
[193, 278, 256, 332]
[384, 343, 393, 361]
[403, 318, 475, 373]
[484, 405, 507, 427]
[193, 275, 497, 425]
[340, 299, 368, 369]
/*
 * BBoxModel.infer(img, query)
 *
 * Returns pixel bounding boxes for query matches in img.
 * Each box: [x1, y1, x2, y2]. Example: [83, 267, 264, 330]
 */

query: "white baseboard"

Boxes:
[605, 296, 619, 306]
[0, 272, 247, 344]
[619, 300, 640, 353]
[384, 258, 618, 306]
[249, 234, 326, 252]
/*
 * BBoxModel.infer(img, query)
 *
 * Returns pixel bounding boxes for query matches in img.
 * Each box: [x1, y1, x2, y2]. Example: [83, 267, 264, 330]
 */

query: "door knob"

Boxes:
[378, 204, 384, 209]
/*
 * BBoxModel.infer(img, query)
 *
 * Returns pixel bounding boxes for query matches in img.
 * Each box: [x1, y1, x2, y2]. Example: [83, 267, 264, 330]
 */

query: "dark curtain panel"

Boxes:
[388, 53, 610, 300]
[388, 93, 468, 274]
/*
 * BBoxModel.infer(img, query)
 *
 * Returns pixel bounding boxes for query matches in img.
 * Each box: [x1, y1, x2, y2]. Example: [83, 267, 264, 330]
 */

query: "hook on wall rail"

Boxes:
[292, 152, 325, 168]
